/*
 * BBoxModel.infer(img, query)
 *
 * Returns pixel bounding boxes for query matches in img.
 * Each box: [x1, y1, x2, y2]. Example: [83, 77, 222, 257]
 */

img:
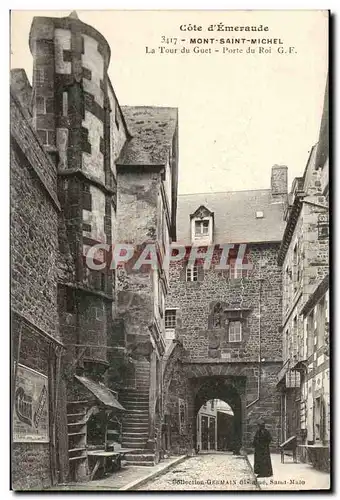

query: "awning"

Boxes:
[75, 375, 126, 411]
[290, 359, 308, 372]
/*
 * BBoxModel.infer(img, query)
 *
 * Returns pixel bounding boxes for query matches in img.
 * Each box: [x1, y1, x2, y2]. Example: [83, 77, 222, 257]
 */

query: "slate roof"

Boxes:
[118, 106, 178, 166]
[176, 189, 286, 245]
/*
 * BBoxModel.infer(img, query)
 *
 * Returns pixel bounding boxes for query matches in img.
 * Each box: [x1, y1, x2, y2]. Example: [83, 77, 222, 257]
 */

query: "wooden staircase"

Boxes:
[67, 401, 88, 480]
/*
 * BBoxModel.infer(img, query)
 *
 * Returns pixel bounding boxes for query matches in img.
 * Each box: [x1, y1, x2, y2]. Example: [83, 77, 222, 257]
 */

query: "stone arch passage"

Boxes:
[193, 377, 244, 454]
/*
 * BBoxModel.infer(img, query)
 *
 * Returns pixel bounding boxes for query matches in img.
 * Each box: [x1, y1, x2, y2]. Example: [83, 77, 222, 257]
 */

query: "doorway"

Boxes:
[196, 399, 234, 452]
[194, 377, 243, 454]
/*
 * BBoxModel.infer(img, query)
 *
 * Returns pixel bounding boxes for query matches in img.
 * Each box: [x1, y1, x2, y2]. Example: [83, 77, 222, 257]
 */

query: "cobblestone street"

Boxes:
[138, 452, 258, 491]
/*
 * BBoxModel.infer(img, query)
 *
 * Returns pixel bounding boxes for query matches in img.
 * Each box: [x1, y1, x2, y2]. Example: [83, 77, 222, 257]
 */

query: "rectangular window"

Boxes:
[165, 309, 177, 331]
[228, 321, 242, 342]
[195, 220, 209, 236]
[186, 265, 198, 282]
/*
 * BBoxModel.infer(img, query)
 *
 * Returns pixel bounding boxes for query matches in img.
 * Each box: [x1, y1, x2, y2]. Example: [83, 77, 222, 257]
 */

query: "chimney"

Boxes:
[271, 165, 288, 199]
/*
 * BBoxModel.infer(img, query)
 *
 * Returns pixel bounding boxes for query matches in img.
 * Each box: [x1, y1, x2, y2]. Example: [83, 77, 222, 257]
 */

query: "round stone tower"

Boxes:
[29, 12, 121, 480]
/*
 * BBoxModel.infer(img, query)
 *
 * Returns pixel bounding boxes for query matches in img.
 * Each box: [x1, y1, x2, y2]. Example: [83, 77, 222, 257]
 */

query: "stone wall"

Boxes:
[166, 243, 282, 362]
[11, 93, 60, 490]
[280, 152, 329, 451]
[164, 242, 283, 450]
[117, 171, 159, 244]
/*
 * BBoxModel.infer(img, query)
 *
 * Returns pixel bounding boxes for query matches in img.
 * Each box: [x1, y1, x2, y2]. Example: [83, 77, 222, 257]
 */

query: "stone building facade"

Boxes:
[196, 399, 233, 452]
[11, 11, 178, 488]
[163, 166, 288, 454]
[11, 73, 63, 490]
[277, 77, 329, 471]
[11, 10, 330, 490]
[114, 106, 178, 465]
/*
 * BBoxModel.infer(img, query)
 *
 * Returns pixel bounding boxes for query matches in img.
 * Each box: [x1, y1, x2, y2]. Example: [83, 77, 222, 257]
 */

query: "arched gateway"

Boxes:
[193, 377, 244, 453]
[162, 346, 281, 456]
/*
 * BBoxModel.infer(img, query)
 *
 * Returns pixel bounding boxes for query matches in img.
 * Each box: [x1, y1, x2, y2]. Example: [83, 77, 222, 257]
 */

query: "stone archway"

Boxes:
[191, 376, 246, 453]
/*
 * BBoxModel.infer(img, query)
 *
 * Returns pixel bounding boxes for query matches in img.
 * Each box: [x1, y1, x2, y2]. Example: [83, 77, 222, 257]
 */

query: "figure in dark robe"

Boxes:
[253, 420, 273, 477]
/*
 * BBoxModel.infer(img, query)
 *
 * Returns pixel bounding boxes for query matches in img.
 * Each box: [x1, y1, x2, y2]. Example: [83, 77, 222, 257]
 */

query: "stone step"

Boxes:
[124, 409, 149, 419]
[123, 448, 154, 455]
[122, 438, 149, 445]
[123, 432, 149, 439]
[123, 422, 149, 429]
[124, 453, 155, 462]
[123, 420, 149, 427]
[125, 461, 155, 466]
[123, 421, 148, 427]
[122, 441, 146, 449]
[120, 399, 149, 404]
[120, 398, 149, 404]
[122, 388, 149, 392]
[123, 417, 149, 423]
[122, 404, 149, 411]
[120, 395, 149, 400]
[123, 426, 149, 433]
[124, 412, 148, 417]
[120, 394, 149, 400]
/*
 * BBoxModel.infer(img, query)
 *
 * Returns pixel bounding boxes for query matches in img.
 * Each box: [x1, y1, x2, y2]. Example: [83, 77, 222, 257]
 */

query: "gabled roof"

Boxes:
[117, 106, 178, 166]
[176, 189, 285, 245]
[191, 205, 214, 219]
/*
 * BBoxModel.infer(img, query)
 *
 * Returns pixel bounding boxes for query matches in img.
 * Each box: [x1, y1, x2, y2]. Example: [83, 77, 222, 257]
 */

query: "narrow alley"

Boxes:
[138, 452, 258, 491]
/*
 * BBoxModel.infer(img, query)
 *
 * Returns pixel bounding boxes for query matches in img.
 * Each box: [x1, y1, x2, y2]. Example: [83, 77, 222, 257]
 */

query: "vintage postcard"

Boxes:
[10, 9, 330, 492]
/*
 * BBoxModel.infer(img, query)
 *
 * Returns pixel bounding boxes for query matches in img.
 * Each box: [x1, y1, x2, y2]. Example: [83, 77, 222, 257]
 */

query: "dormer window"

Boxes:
[190, 205, 214, 244]
[195, 220, 209, 236]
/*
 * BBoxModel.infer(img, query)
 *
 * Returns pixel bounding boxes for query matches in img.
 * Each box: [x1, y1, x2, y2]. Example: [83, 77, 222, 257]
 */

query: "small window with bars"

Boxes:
[228, 321, 242, 342]
[165, 309, 177, 329]
[195, 220, 209, 237]
[186, 265, 198, 282]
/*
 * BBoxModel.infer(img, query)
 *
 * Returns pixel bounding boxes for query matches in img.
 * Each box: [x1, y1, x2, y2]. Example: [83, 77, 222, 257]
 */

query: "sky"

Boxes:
[10, 10, 328, 194]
